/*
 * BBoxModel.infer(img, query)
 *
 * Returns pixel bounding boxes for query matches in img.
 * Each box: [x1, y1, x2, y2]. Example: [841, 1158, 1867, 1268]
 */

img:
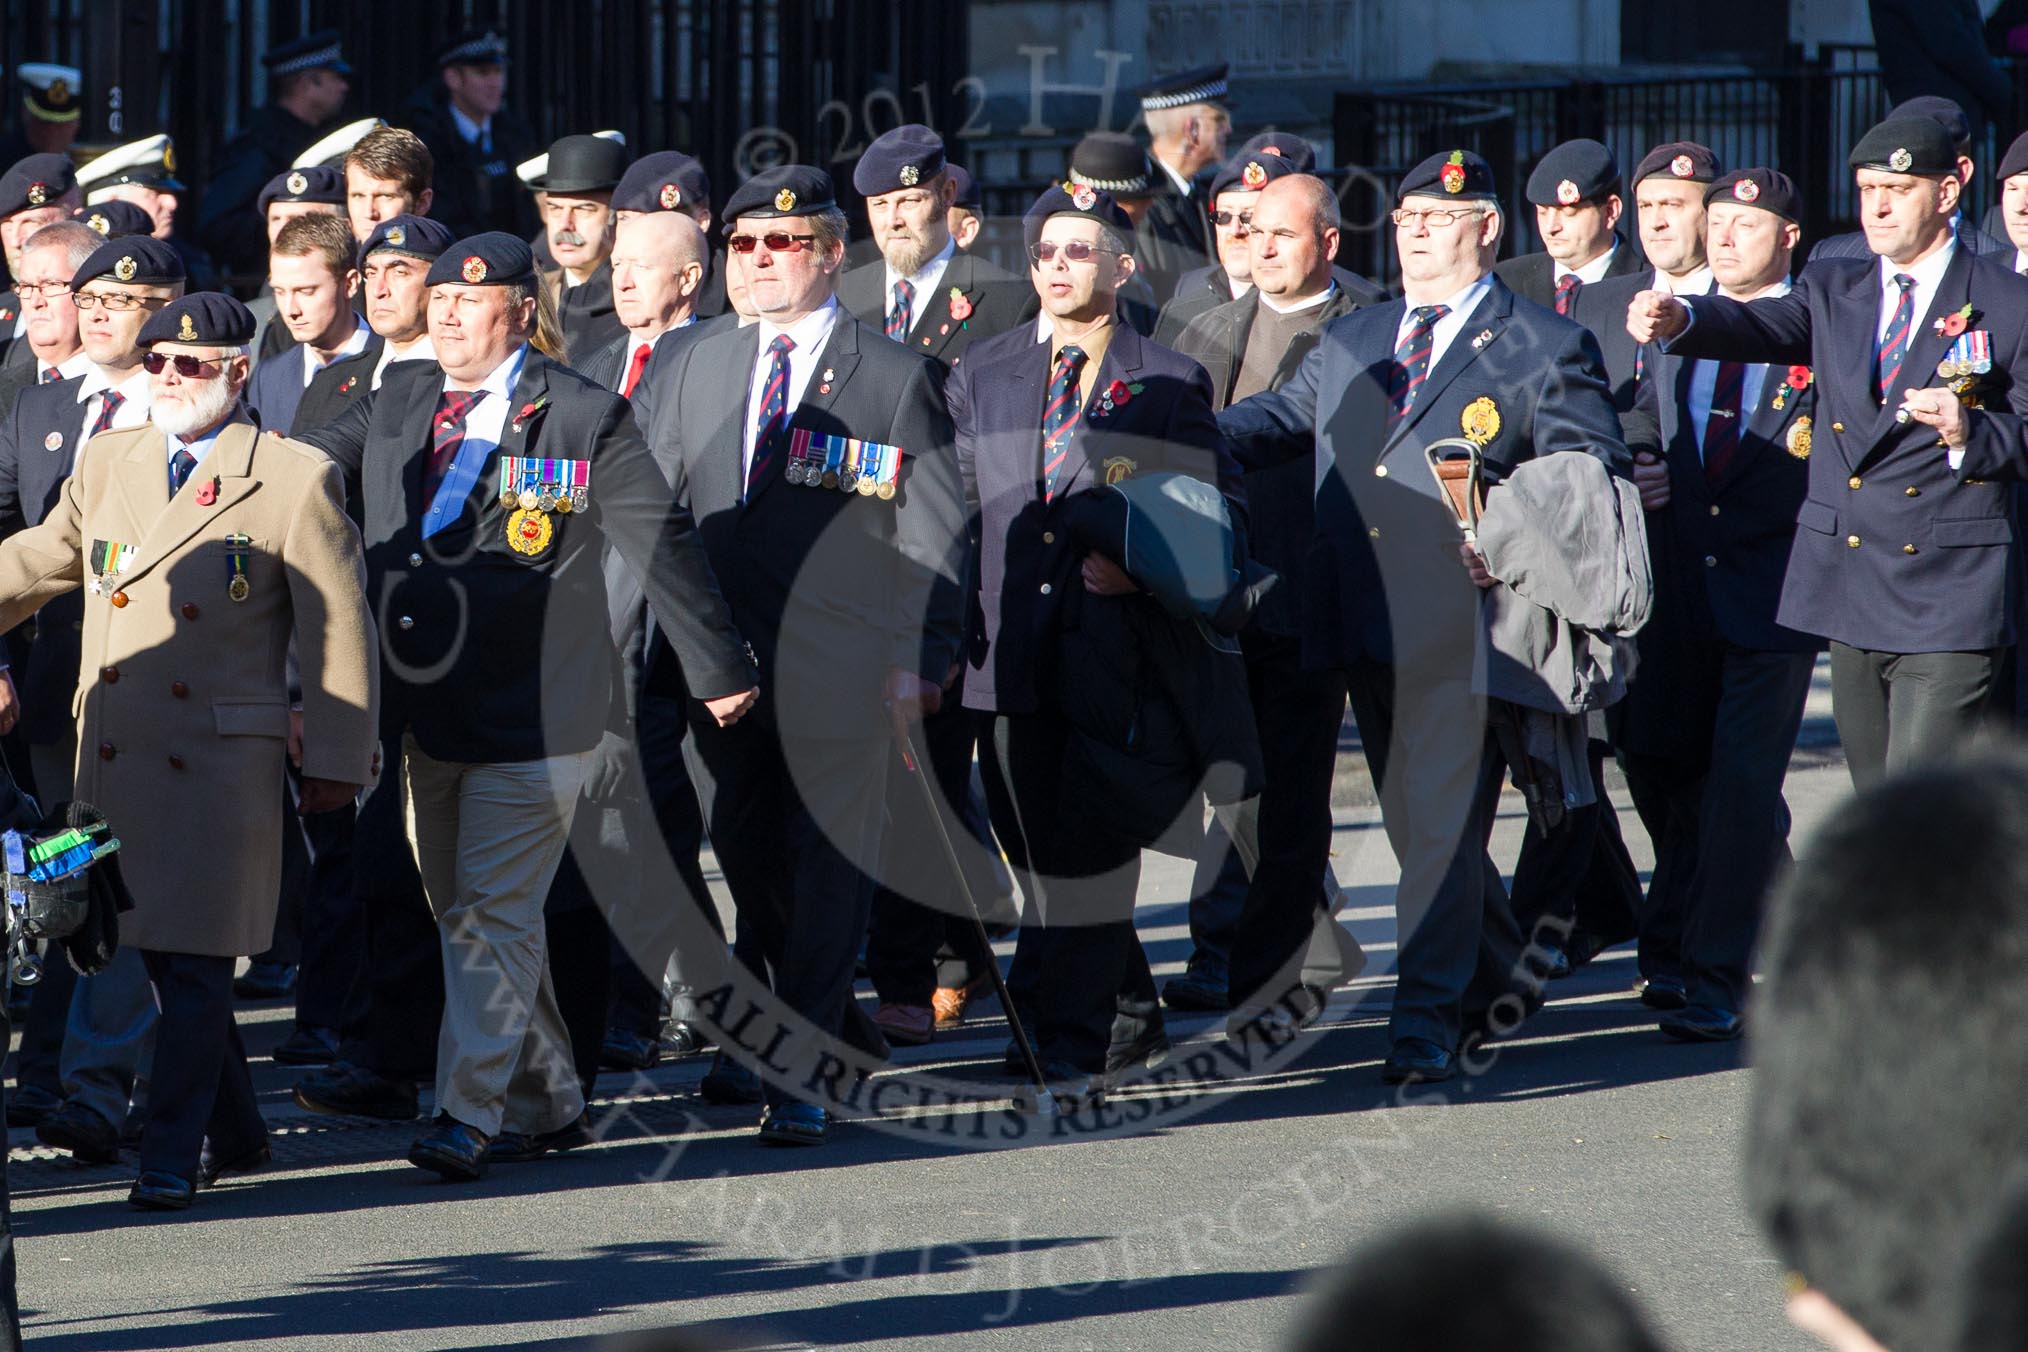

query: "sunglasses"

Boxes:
[142, 352, 227, 378]
[726, 232, 818, 254]
[1211, 210, 1254, 229]
[1027, 240, 1118, 265]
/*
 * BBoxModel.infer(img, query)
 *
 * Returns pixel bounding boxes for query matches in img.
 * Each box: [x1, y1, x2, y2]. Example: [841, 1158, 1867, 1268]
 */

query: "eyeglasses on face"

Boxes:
[141, 351, 226, 378]
[72, 291, 167, 313]
[1390, 207, 1483, 228]
[726, 232, 818, 254]
[14, 281, 72, 300]
[1211, 210, 1254, 229]
[1027, 239, 1117, 265]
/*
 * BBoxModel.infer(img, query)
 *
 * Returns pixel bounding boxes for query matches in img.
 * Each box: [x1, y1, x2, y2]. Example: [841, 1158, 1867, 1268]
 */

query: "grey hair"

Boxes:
[807, 206, 852, 260]
[22, 220, 103, 274]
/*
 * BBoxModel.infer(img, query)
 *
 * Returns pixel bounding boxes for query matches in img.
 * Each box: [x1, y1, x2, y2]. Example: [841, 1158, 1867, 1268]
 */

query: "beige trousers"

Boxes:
[403, 735, 592, 1137]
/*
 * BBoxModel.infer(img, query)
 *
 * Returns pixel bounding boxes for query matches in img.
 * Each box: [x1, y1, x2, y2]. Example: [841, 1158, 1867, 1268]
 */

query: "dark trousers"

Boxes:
[1508, 738, 1643, 949]
[1829, 642, 2002, 788]
[684, 712, 888, 1105]
[138, 950, 263, 1179]
[1226, 634, 1352, 1008]
[295, 800, 364, 1031]
[335, 733, 444, 1082]
[1622, 647, 1816, 1012]
[546, 904, 611, 1099]
[253, 785, 307, 969]
[979, 711, 1152, 1073]
[0, 1009, 19, 1351]
[867, 698, 1004, 1008]
[11, 949, 75, 1100]
[1343, 659, 1527, 1050]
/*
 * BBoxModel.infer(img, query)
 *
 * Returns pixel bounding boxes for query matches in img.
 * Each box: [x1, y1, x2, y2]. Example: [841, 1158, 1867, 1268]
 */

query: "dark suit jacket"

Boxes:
[1809, 216, 2007, 265]
[1219, 276, 1631, 670]
[0, 375, 90, 741]
[545, 262, 628, 369]
[1174, 284, 1371, 637]
[835, 249, 1027, 369]
[638, 309, 966, 738]
[1667, 249, 2028, 653]
[401, 91, 540, 240]
[0, 339, 38, 419]
[952, 321, 1242, 715]
[194, 104, 322, 281]
[1494, 240, 1644, 311]
[290, 336, 385, 435]
[1871, 0, 2014, 128]
[0, 294, 21, 371]
[296, 349, 752, 762]
[1138, 174, 1213, 303]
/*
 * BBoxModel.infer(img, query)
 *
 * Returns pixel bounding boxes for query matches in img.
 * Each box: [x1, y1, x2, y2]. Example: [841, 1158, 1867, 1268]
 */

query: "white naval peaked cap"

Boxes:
[293, 117, 388, 169]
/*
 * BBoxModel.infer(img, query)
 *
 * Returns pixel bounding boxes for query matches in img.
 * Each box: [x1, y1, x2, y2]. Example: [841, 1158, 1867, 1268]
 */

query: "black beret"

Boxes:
[720, 165, 836, 224]
[853, 124, 946, 197]
[138, 292, 256, 348]
[1398, 149, 1497, 203]
[1888, 95, 1972, 151]
[1633, 141, 1720, 186]
[1021, 180, 1135, 251]
[425, 231, 536, 287]
[946, 163, 981, 210]
[1069, 132, 1153, 198]
[263, 30, 348, 77]
[0, 153, 76, 217]
[1209, 151, 1300, 200]
[361, 213, 457, 263]
[2001, 130, 2028, 181]
[1137, 63, 1229, 112]
[1526, 138, 1620, 207]
[531, 134, 628, 195]
[257, 165, 345, 217]
[1849, 116, 1956, 176]
[1234, 131, 1317, 173]
[436, 29, 507, 68]
[614, 152, 712, 215]
[72, 235, 184, 289]
[75, 200, 154, 239]
[1704, 168, 1801, 223]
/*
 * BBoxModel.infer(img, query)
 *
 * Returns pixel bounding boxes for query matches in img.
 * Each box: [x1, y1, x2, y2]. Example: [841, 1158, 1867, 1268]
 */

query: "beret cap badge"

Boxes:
[1671, 154, 1694, 177]
[462, 255, 487, 283]
[775, 187, 797, 212]
[178, 312, 197, 342]
[86, 213, 108, 235]
[1241, 161, 1267, 189]
[26, 183, 46, 207]
[1734, 178, 1760, 203]
[659, 183, 680, 209]
[286, 171, 308, 195]
[1890, 147, 1913, 172]
[1556, 178, 1581, 205]
[1069, 181, 1097, 211]
[1440, 150, 1466, 195]
[899, 164, 920, 187]
[387, 225, 405, 246]
[114, 255, 137, 282]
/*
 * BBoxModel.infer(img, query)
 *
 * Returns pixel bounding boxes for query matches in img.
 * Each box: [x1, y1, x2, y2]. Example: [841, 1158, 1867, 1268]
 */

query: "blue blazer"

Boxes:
[1666, 248, 2028, 653]
[0, 376, 90, 742]
[950, 321, 1240, 715]
[1218, 276, 1630, 670]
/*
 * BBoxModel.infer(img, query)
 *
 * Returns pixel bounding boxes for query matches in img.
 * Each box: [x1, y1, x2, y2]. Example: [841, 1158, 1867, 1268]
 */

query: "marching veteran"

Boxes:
[0, 290, 378, 1211]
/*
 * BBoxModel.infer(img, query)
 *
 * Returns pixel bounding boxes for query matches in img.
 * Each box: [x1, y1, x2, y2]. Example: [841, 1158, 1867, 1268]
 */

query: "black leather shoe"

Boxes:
[272, 1025, 340, 1067]
[490, 1111, 595, 1163]
[1562, 927, 1613, 973]
[599, 1028, 662, 1072]
[1224, 983, 1329, 1046]
[408, 1114, 491, 1181]
[293, 1062, 421, 1122]
[1105, 1015, 1172, 1079]
[699, 1050, 764, 1106]
[199, 1138, 272, 1187]
[1038, 1062, 1102, 1113]
[233, 961, 297, 1000]
[6, 1084, 62, 1129]
[1637, 975, 1689, 1011]
[129, 1171, 195, 1211]
[1162, 964, 1230, 1012]
[662, 1020, 710, 1059]
[1381, 1037, 1456, 1084]
[1459, 988, 1545, 1047]
[1536, 942, 1574, 981]
[36, 1100, 121, 1164]
[757, 1101, 828, 1146]
[1659, 1004, 1744, 1042]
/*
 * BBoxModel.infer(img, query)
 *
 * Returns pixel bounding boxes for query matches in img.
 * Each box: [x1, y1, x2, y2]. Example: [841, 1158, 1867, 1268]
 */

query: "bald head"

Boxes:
[1249, 173, 1341, 303]
[612, 211, 709, 338]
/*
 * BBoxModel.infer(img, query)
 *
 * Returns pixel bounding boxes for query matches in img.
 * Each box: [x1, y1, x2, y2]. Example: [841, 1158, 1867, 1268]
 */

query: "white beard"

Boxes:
[153, 378, 236, 439]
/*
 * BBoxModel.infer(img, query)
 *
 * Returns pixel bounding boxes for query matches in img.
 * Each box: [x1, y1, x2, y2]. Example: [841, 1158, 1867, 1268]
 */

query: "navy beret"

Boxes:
[425, 231, 536, 287]
[0, 153, 76, 217]
[1398, 149, 1497, 203]
[73, 235, 184, 289]
[532, 134, 628, 195]
[1137, 63, 1229, 112]
[1069, 132, 1153, 198]
[1849, 116, 1956, 176]
[436, 29, 507, 68]
[614, 151, 712, 215]
[1888, 95, 1971, 151]
[1633, 141, 1720, 186]
[1705, 168, 1802, 224]
[1526, 138, 1620, 207]
[76, 200, 155, 239]
[1021, 180, 1135, 251]
[361, 213, 457, 263]
[138, 292, 256, 348]
[1233, 131, 1317, 173]
[257, 164, 345, 217]
[1210, 151, 1300, 200]
[264, 30, 348, 77]
[720, 165, 836, 224]
[946, 163, 981, 210]
[2000, 130, 2028, 181]
[853, 124, 946, 197]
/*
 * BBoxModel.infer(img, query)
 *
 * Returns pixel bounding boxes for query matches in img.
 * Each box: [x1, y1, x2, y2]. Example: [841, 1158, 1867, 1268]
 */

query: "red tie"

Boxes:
[90, 390, 125, 438]
[621, 342, 652, 399]
[425, 390, 486, 501]
[1553, 274, 1580, 316]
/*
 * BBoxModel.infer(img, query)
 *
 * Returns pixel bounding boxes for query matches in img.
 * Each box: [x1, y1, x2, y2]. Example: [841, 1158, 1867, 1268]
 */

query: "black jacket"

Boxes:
[195, 104, 325, 283]
[544, 262, 627, 369]
[835, 249, 1027, 368]
[401, 89, 540, 241]
[0, 374, 90, 743]
[1495, 241, 1644, 311]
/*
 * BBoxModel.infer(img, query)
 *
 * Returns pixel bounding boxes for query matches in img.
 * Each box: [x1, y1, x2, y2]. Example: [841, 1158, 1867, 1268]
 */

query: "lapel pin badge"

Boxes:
[1471, 329, 1493, 351]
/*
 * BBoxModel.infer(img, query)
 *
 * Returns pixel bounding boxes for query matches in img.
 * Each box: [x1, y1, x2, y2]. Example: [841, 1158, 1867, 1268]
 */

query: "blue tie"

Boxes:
[169, 448, 198, 495]
[747, 334, 795, 495]
[1876, 274, 1917, 403]
[1041, 344, 1087, 502]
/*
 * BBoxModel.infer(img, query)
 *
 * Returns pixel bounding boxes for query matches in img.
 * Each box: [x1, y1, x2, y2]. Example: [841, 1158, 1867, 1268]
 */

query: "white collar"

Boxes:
[171, 419, 231, 457]
[43, 350, 92, 382]
[444, 342, 527, 399]
[1155, 155, 1194, 197]
[1258, 282, 1335, 316]
[1556, 241, 1620, 286]
[1407, 273, 1493, 320]
[757, 296, 840, 355]
[1880, 237, 1956, 290]
[77, 362, 151, 404]
[884, 236, 956, 297]
[1718, 277, 1793, 302]
[308, 313, 372, 369]
[450, 104, 491, 146]
[1656, 265, 1714, 296]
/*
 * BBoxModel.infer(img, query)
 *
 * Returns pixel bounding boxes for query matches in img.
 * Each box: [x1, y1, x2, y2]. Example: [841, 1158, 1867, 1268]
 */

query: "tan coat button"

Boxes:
[100, 665, 118, 684]
[1847, 535, 1861, 548]
[98, 742, 116, 760]
[170, 681, 188, 698]
[182, 602, 200, 620]
[110, 591, 127, 608]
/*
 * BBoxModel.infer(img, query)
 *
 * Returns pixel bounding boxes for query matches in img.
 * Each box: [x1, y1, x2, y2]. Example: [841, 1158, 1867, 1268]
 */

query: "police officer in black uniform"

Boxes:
[402, 30, 539, 241]
[1134, 63, 1231, 302]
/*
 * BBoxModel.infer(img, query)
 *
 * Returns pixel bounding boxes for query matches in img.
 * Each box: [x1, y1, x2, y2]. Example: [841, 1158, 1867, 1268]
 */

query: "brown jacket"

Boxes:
[0, 416, 378, 956]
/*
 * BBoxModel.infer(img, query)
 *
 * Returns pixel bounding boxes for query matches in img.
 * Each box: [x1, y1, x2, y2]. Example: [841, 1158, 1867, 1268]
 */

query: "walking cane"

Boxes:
[893, 717, 1058, 1117]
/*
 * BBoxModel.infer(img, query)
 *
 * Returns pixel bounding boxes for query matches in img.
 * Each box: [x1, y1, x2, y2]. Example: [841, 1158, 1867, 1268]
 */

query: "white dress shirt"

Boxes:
[1554, 241, 1623, 287]
[451, 104, 492, 155]
[373, 335, 434, 390]
[1395, 274, 1495, 371]
[1156, 155, 1194, 198]
[74, 364, 152, 456]
[743, 298, 839, 480]
[299, 313, 372, 388]
[1686, 280, 1792, 455]
[614, 315, 694, 393]
[1875, 239, 1956, 349]
[1656, 265, 1714, 297]
[2014, 246, 2028, 275]
[884, 238, 955, 336]
[38, 350, 92, 385]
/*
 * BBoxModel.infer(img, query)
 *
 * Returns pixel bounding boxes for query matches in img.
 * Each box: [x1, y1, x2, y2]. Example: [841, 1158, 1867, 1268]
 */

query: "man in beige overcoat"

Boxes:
[0, 292, 377, 1210]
